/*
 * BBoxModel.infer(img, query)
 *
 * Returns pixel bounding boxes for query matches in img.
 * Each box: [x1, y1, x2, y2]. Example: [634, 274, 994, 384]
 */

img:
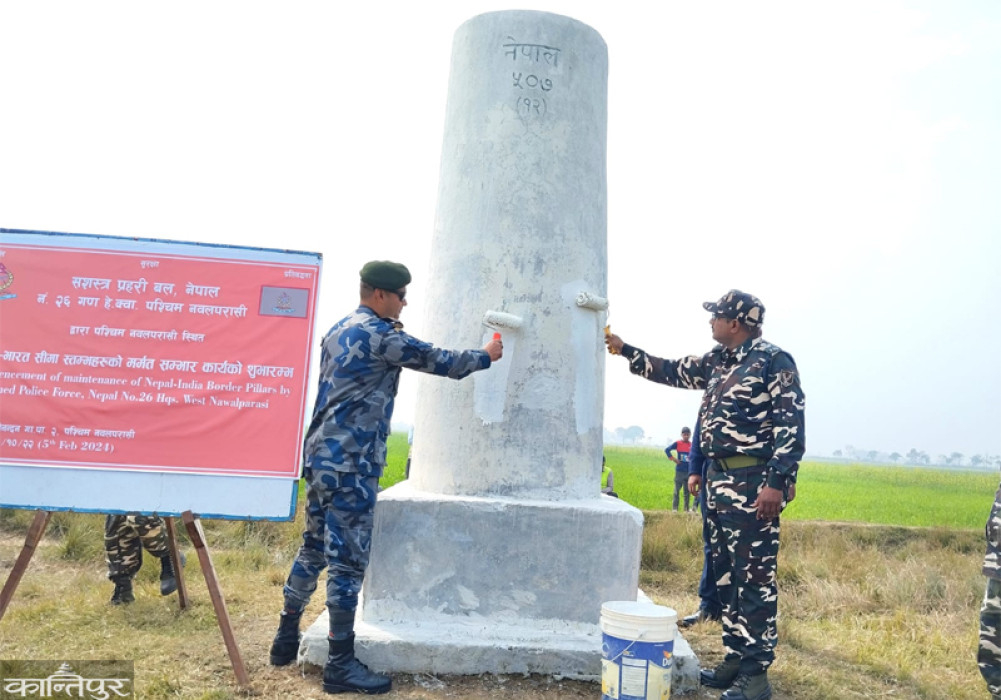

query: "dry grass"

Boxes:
[0, 507, 988, 699]
[642, 512, 984, 700]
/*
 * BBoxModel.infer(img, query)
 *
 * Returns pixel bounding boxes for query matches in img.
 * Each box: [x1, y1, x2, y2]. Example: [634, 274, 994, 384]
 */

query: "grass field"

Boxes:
[601, 444, 998, 528]
[0, 436, 996, 699]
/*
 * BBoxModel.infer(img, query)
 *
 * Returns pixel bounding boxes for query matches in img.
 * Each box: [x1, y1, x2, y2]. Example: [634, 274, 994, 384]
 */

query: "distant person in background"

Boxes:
[601, 455, 618, 498]
[679, 417, 722, 628]
[979, 479, 1001, 699]
[104, 514, 183, 605]
[269, 260, 502, 695]
[665, 427, 693, 511]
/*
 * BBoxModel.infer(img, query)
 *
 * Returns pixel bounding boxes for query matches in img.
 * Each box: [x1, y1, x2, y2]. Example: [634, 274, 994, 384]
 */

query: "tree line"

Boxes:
[833, 445, 1001, 469]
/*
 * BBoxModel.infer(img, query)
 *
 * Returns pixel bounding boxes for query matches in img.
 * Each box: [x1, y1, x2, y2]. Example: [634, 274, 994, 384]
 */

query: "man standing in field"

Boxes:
[270, 260, 503, 695]
[979, 481, 1001, 699]
[605, 290, 805, 700]
[665, 426, 693, 512]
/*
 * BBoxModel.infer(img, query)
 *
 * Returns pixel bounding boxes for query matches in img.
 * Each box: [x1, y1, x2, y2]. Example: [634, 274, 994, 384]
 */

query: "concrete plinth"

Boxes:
[323, 482, 698, 691]
[362, 482, 643, 623]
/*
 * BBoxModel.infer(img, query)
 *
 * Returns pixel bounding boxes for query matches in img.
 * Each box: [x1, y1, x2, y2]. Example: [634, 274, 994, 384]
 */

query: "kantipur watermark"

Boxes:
[0, 660, 133, 699]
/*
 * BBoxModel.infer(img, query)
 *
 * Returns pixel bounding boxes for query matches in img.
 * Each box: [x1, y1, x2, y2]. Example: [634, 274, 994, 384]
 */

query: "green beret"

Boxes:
[360, 260, 411, 290]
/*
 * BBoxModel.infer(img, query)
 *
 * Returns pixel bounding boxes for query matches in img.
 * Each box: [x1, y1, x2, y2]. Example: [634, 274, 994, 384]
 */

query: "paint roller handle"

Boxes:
[484, 333, 503, 362]
[604, 325, 623, 355]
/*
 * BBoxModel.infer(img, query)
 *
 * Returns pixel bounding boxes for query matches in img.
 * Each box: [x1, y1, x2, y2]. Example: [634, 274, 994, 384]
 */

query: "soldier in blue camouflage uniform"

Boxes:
[606, 290, 805, 700]
[270, 260, 503, 695]
[104, 514, 183, 604]
[979, 480, 1001, 699]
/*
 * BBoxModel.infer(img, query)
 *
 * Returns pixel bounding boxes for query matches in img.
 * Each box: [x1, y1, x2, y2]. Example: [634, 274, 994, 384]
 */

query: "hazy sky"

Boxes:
[2, 1, 998, 459]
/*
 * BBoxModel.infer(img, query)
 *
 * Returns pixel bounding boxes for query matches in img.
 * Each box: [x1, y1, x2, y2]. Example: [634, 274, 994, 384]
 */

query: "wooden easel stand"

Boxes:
[0, 509, 250, 690]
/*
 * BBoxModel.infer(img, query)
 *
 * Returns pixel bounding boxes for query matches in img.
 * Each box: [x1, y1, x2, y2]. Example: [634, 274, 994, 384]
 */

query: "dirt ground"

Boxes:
[255, 667, 598, 699]
[252, 660, 715, 700]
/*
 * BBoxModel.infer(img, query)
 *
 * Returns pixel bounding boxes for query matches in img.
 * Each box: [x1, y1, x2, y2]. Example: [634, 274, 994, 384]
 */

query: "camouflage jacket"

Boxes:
[621, 336, 805, 491]
[303, 305, 490, 477]
[984, 481, 1001, 579]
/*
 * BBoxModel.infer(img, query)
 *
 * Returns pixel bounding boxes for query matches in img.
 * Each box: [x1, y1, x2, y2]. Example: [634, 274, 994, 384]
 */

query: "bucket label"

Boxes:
[601, 632, 673, 700]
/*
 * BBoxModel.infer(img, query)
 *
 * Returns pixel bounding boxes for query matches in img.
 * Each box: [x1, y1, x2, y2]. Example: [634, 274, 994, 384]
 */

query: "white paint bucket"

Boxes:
[600, 601, 677, 700]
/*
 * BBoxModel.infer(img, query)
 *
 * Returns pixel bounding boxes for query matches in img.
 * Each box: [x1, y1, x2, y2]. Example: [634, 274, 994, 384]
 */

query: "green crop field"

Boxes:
[383, 437, 998, 530]
[782, 461, 996, 528]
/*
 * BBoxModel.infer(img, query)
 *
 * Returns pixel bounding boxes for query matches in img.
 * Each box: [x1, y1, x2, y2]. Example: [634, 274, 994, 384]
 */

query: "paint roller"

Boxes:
[573, 291, 617, 354]
[575, 292, 608, 311]
[482, 310, 523, 342]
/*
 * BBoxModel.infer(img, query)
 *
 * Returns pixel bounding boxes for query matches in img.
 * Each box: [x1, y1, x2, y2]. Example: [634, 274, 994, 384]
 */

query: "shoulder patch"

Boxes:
[778, 369, 797, 387]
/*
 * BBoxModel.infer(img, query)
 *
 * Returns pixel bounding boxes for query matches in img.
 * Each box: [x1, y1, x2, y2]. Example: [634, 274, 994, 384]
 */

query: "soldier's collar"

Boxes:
[727, 336, 759, 363]
[358, 304, 403, 330]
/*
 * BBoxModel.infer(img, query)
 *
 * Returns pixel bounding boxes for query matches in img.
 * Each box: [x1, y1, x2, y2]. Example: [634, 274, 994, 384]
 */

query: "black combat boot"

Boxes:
[159, 552, 186, 596]
[269, 609, 303, 666]
[322, 634, 391, 695]
[721, 671, 772, 700]
[678, 606, 722, 628]
[699, 654, 740, 688]
[109, 576, 135, 605]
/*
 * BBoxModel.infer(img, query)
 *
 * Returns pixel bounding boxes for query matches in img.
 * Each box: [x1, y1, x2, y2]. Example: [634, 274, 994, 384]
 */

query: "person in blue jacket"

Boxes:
[678, 417, 722, 627]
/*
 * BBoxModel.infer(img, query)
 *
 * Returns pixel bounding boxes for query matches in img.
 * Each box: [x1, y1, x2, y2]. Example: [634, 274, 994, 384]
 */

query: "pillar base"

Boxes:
[299, 593, 699, 692]
[296, 481, 697, 691]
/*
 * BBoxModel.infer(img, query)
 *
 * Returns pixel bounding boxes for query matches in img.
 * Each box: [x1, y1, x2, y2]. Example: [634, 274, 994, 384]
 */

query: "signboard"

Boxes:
[0, 229, 321, 519]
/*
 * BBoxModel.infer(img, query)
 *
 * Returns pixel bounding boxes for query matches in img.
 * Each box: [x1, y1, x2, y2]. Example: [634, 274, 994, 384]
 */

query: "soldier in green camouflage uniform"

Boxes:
[980, 480, 1001, 699]
[606, 290, 805, 700]
[104, 514, 182, 604]
[270, 260, 503, 695]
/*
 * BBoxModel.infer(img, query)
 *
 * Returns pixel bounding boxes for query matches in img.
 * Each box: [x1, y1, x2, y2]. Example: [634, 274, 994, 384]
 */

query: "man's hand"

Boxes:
[688, 474, 702, 497]
[604, 331, 624, 355]
[484, 337, 503, 362]
[753, 486, 783, 520]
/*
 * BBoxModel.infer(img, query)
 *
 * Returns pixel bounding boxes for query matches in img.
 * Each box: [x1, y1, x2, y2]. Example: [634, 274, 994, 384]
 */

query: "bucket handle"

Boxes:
[605, 627, 659, 663]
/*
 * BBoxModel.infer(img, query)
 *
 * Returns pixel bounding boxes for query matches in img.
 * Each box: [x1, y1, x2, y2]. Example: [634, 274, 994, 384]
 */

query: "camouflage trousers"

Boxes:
[705, 463, 781, 675]
[104, 514, 169, 580]
[980, 577, 1001, 695]
[282, 462, 380, 620]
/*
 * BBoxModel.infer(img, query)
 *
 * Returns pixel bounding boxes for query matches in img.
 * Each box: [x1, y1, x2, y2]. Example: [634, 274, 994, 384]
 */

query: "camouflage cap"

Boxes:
[703, 289, 765, 328]
[360, 260, 411, 290]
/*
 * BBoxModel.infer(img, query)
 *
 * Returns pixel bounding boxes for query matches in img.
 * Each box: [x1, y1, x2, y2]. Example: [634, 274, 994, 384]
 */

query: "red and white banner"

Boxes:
[0, 230, 320, 479]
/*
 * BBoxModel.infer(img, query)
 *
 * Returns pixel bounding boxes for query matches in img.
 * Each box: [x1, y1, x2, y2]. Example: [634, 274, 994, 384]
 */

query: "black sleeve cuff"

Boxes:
[621, 344, 640, 360]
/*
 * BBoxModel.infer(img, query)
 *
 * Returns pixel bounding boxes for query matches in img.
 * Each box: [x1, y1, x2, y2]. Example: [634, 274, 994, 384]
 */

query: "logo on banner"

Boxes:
[274, 291, 294, 314]
[259, 286, 309, 318]
[0, 261, 15, 300]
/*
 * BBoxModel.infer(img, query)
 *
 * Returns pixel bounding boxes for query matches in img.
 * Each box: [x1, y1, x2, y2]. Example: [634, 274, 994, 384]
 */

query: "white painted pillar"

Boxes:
[411, 9, 609, 500]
